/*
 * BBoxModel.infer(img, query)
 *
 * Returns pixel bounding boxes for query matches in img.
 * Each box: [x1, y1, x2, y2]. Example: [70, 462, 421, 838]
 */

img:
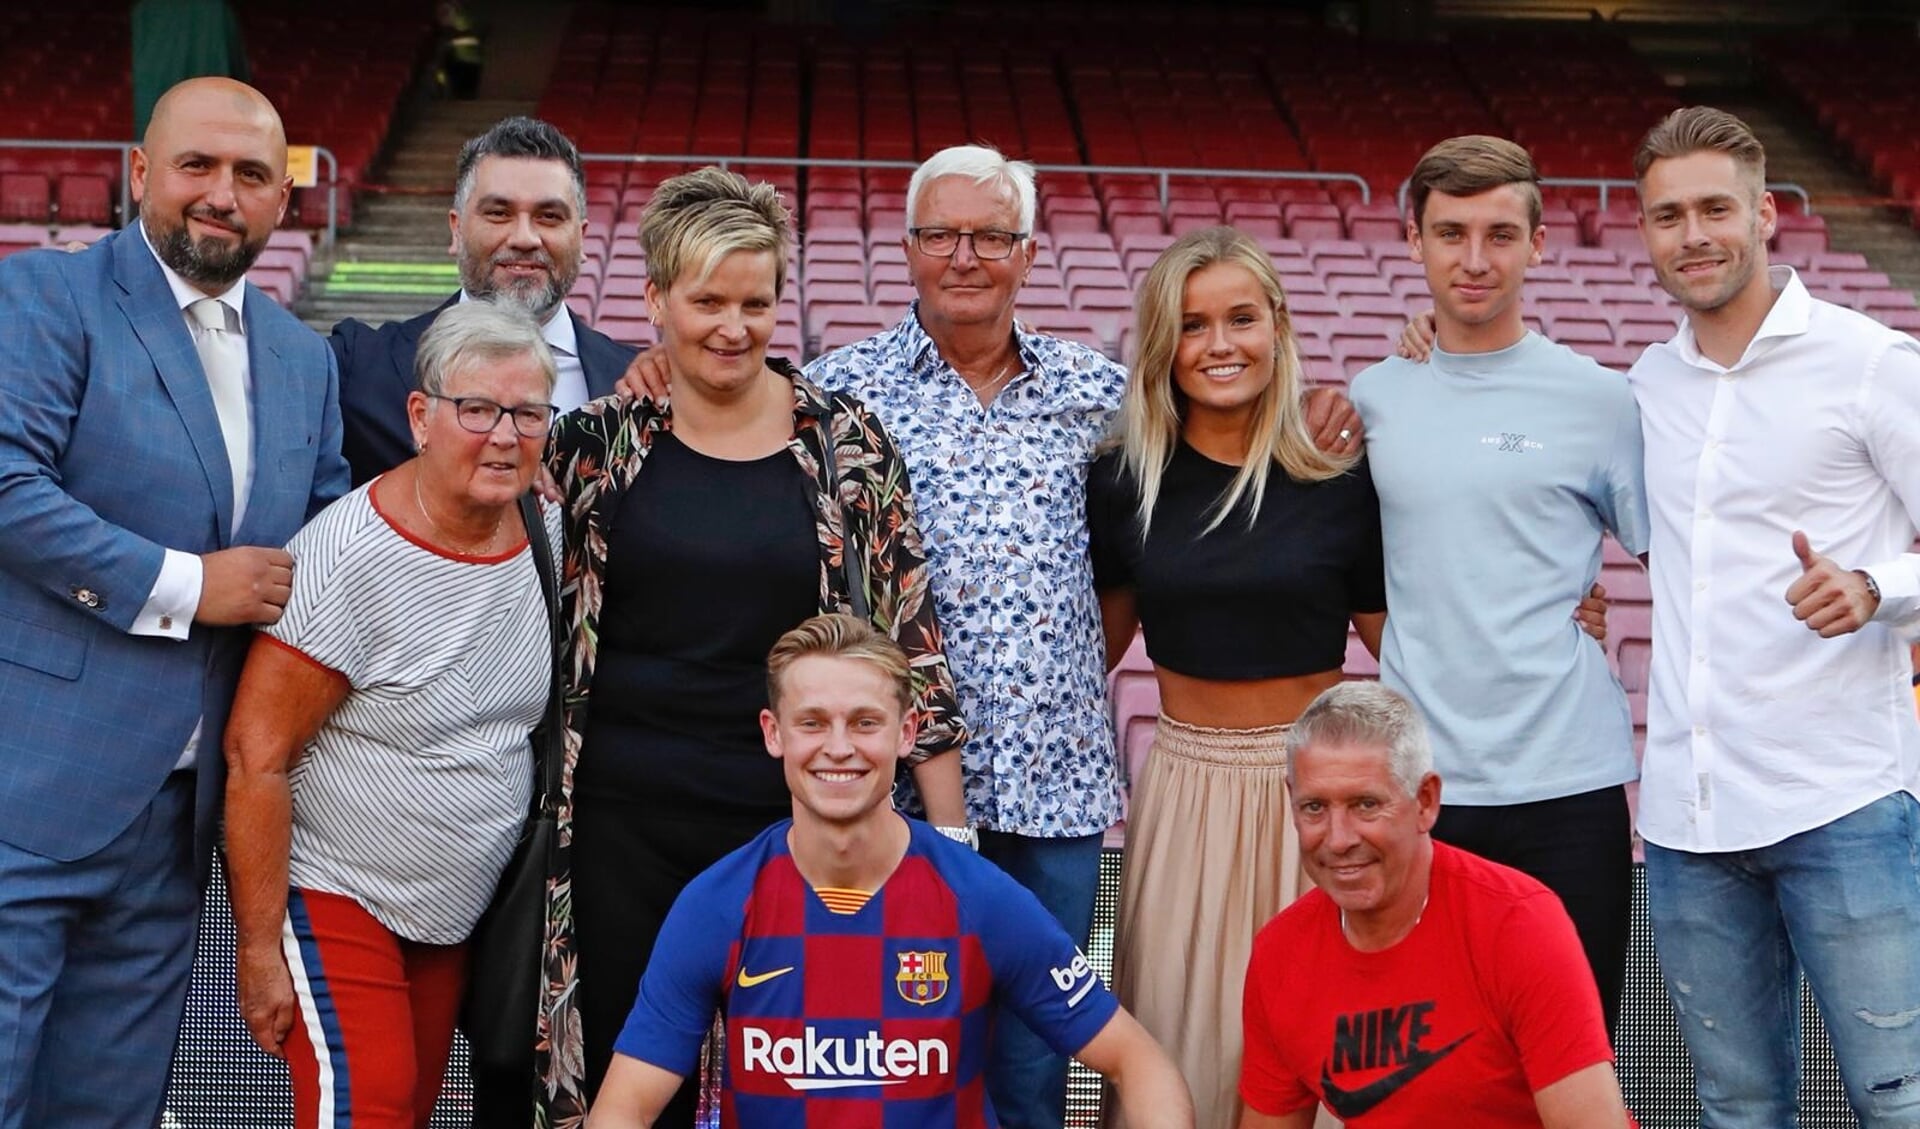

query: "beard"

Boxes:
[145, 203, 266, 289]
[458, 244, 576, 320]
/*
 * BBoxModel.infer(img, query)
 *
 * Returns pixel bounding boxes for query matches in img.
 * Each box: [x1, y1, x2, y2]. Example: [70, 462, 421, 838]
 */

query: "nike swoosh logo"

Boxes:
[736, 966, 795, 989]
[1320, 1031, 1474, 1119]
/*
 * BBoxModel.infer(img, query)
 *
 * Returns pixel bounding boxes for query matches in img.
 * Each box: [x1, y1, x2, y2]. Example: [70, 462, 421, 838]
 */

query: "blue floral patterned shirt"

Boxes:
[806, 305, 1125, 837]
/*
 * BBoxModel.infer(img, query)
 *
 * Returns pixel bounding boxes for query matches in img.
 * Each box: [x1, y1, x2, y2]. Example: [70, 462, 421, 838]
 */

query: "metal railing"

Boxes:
[1395, 175, 1814, 216]
[0, 139, 341, 248]
[579, 152, 1374, 207]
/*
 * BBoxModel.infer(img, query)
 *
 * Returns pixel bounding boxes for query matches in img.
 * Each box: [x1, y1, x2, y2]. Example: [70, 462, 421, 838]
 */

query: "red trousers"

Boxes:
[281, 887, 468, 1129]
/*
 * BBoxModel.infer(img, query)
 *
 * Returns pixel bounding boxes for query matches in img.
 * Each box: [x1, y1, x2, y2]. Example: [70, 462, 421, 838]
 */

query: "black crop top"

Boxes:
[1086, 442, 1386, 680]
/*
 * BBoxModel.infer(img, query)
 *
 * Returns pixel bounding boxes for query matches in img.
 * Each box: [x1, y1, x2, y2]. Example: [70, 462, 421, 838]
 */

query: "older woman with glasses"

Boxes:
[534, 166, 968, 1127]
[223, 301, 563, 1129]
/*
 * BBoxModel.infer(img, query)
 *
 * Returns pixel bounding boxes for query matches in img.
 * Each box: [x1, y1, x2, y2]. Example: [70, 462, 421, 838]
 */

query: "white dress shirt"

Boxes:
[1630, 267, 1920, 852]
[134, 224, 254, 771]
[134, 223, 251, 644]
[458, 292, 588, 410]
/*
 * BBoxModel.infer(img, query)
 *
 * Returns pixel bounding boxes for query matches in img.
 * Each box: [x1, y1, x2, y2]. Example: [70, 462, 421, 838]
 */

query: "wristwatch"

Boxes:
[935, 825, 979, 850]
[1856, 569, 1882, 609]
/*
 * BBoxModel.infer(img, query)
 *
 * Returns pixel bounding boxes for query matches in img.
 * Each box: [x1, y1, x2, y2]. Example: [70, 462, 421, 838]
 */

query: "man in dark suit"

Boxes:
[0, 77, 348, 1128]
[332, 116, 635, 483]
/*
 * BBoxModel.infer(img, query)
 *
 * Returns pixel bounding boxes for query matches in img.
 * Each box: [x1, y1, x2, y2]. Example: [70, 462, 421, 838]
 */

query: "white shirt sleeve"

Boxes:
[1858, 342, 1920, 631]
[129, 548, 203, 640]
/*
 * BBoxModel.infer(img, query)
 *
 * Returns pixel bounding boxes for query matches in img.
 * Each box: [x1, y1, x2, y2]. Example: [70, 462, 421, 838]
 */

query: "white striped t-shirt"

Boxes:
[263, 479, 559, 944]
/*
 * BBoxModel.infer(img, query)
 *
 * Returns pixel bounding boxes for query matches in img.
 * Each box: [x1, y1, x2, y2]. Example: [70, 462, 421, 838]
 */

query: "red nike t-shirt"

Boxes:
[1240, 842, 1613, 1127]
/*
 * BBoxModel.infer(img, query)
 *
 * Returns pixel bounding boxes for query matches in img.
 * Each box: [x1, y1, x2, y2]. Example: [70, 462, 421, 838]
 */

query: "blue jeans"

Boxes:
[1645, 791, 1920, 1128]
[977, 829, 1105, 1129]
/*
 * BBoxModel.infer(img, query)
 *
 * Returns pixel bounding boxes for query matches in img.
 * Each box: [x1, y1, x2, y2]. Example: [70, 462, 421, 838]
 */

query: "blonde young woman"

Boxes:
[1087, 226, 1386, 1129]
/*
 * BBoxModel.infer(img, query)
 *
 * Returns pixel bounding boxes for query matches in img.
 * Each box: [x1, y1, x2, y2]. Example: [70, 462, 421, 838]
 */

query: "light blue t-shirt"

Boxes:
[1350, 332, 1650, 805]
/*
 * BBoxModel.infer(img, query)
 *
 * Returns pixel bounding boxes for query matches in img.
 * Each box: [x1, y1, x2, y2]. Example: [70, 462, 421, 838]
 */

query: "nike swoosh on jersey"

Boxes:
[736, 966, 795, 988]
[1319, 1031, 1475, 1119]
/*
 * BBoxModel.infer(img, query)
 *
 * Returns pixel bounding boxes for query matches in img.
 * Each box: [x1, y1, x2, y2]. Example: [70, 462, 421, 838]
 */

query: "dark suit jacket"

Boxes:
[0, 229, 348, 869]
[330, 296, 638, 485]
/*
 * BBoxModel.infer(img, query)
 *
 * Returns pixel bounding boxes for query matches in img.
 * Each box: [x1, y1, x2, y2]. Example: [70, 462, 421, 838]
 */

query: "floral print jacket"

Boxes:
[530, 360, 967, 1125]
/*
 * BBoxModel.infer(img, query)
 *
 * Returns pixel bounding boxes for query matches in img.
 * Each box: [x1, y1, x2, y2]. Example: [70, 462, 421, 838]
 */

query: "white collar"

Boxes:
[140, 220, 247, 327]
[1674, 265, 1809, 371]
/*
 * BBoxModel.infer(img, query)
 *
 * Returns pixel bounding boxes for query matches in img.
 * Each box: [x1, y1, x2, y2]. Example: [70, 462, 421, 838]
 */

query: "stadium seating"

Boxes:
[0, 0, 432, 229]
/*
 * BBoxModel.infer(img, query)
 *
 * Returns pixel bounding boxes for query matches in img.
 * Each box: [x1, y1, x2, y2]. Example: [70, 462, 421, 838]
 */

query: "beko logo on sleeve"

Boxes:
[1048, 950, 1099, 1007]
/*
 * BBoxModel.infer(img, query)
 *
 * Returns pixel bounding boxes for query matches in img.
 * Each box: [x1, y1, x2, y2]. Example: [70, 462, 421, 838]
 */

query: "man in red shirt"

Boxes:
[1238, 682, 1631, 1129]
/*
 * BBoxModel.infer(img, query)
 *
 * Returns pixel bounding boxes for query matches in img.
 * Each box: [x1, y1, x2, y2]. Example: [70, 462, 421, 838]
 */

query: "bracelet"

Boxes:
[1856, 569, 1882, 609]
[935, 825, 979, 850]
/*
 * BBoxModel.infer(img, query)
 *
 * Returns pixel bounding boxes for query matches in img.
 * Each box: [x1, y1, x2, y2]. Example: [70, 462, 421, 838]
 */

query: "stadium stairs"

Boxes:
[1708, 92, 1920, 294]
[295, 98, 534, 334]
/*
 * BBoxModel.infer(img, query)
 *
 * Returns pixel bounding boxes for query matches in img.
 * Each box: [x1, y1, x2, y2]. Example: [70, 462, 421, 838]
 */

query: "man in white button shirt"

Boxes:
[0, 77, 348, 1127]
[1628, 106, 1920, 1128]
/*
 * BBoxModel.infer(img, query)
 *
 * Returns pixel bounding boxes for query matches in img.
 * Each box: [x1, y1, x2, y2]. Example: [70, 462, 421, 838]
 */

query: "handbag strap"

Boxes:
[814, 404, 870, 621]
[518, 492, 567, 811]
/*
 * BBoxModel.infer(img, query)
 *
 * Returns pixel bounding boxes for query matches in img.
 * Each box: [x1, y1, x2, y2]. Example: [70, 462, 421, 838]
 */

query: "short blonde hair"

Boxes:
[1633, 107, 1767, 197]
[639, 166, 793, 295]
[765, 613, 912, 712]
[1119, 225, 1355, 535]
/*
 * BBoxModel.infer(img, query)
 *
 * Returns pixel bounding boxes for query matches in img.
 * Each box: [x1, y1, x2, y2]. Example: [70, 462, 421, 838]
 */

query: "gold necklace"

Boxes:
[412, 470, 503, 555]
[1341, 893, 1428, 950]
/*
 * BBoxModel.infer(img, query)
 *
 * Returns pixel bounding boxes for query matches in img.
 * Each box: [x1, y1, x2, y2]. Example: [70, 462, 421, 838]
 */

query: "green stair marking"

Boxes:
[321, 261, 461, 296]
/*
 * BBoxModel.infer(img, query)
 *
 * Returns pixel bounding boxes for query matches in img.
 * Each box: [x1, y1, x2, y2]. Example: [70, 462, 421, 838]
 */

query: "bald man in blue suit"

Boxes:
[0, 77, 347, 1128]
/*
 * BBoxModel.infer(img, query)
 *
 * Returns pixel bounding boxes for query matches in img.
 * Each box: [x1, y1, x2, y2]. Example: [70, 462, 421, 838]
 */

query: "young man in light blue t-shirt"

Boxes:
[1349, 135, 1650, 1032]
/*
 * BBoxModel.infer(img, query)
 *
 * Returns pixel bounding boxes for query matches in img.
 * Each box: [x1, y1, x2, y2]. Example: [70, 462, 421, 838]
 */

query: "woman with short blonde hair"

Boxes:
[532, 166, 969, 1127]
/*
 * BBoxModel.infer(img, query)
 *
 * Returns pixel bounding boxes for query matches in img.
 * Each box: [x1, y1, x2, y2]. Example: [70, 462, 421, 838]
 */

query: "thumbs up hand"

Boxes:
[1784, 530, 1881, 638]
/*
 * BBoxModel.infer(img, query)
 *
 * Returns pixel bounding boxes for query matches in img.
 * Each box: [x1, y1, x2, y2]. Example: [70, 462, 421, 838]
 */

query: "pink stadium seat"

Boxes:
[1343, 200, 1404, 244]
[1284, 203, 1344, 243]
[1018, 285, 1068, 310]
[56, 175, 110, 224]
[596, 318, 655, 347]
[1223, 201, 1284, 240]
[1546, 316, 1614, 346]
[804, 259, 866, 286]
[0, 174, 51, 223]
[1772, 212, 1830, 256]
[598, 297, 650, 322]
[1325, 275, 1392, 300]
[1857, 288, 1919, 313]
[1615, 318, 1678, 349]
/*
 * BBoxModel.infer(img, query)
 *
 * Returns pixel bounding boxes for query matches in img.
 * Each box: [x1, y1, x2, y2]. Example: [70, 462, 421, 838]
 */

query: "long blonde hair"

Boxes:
[1118, 225, 1356, 535]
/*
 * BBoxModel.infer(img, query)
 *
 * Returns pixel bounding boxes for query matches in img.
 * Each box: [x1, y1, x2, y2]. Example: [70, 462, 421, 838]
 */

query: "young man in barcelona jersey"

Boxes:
[587, 613, 1193, 1129]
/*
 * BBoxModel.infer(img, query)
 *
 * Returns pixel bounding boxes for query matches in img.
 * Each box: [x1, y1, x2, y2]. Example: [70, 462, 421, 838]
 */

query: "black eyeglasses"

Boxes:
[908, 227, 1029, 260]
[428, 394, 557, 438]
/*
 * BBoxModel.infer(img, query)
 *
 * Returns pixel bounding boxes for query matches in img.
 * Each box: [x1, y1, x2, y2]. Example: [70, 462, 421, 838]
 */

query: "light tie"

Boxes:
[188, 298, 251, 532]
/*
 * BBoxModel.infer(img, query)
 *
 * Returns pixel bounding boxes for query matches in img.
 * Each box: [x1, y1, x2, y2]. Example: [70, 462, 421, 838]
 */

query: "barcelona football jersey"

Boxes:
[614, 817, 1119, 1127]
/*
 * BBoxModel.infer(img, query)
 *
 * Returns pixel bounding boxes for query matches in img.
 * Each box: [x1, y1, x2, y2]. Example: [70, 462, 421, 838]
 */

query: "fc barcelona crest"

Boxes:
[895, 949, 950, 1005]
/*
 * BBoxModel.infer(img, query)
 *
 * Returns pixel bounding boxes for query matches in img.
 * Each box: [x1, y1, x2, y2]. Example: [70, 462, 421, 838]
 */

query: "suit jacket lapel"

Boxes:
[572, 310, 629, 399]
[111, 229, 237, 541]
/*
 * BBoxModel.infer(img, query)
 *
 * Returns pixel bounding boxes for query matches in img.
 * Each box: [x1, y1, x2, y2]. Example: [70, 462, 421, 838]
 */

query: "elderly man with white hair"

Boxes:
[624, 144, 1360, 1127]
[1240, 681, 1632, 1129]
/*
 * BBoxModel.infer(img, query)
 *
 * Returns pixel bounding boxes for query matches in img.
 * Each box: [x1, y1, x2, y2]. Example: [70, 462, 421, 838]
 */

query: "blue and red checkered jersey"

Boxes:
[614, 817, 1120, 1127]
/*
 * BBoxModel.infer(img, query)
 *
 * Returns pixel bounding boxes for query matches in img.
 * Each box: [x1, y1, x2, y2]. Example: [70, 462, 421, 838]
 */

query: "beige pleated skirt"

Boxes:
[1105, 715, 1315, 1129]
